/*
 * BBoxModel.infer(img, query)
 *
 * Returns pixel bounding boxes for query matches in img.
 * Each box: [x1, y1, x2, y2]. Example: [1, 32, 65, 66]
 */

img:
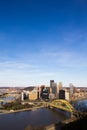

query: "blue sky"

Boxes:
[0, 0, 87, 87]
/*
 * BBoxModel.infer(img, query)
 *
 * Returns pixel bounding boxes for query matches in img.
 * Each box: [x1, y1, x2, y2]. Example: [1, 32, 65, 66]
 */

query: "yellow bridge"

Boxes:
[43, 100, 75, 113]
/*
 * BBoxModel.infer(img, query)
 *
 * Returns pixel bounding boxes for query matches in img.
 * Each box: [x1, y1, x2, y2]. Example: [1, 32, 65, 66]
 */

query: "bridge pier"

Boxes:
[71, 112, 75, 118]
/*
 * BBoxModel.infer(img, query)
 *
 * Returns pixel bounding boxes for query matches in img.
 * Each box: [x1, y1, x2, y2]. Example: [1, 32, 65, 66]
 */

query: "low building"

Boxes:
[23, 87, 39, 101]
[29, 92, 38, 100]
[28, 87, 39, 100]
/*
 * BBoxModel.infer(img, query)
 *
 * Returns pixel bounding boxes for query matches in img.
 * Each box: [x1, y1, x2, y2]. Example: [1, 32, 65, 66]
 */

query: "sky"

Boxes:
[0, 0, 87, 87]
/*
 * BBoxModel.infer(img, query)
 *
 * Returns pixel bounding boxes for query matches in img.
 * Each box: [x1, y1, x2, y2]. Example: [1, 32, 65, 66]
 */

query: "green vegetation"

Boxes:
[1, 101, 34, 110]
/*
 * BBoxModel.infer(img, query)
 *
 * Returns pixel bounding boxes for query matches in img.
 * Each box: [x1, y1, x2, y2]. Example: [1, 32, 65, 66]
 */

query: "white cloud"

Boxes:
[0, 29, 87, 86]
[0, 61, 38, 69]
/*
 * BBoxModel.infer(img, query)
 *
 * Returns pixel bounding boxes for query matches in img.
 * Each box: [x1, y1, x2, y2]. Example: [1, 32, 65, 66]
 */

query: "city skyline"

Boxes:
[0, 0, 87, 87]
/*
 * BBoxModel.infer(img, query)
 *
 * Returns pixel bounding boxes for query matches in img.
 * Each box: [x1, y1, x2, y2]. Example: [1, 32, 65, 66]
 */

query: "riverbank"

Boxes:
[0, 106, 45, 115]
[72, 97, 87, 104]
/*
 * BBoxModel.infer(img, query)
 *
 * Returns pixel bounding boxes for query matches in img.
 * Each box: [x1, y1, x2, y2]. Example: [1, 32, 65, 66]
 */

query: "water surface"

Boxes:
[0, 108, 69, 130]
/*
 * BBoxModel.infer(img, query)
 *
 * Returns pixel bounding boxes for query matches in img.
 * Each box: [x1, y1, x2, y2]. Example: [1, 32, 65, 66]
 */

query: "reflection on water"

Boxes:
[0, 108, 69, 130]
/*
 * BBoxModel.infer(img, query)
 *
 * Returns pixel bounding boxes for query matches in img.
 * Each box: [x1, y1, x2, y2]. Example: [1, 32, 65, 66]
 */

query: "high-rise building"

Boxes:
[50, 87, 52, 93]
[50, 80, 54, 88]
[65, 91, 70, 101]
[59, 90, 65, 99]
[41, 87, 49, 99]
[51, 82, 57, 94]
[40, 85, 45, 98]
[69, 83, 74, 97]
[57, 84, 59, 93]
[59, 82, 63, 90]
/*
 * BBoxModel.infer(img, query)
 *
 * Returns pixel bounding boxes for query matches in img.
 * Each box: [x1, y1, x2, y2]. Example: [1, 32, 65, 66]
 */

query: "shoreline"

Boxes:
[72, 97, 87, 103]
[0, 106, 45, 115]
[1, 98, 87, 115]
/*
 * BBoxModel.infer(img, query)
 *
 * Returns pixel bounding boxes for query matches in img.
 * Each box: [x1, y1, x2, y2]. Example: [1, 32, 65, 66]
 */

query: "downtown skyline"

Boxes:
[0, 0, 87, 87]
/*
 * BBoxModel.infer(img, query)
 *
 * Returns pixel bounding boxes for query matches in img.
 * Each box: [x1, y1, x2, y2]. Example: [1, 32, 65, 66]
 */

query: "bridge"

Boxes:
[23, 99, 75, 113]
[39, 99, 75, 113]
[0, 98, 75, 113]
[48, 100, 74, 113]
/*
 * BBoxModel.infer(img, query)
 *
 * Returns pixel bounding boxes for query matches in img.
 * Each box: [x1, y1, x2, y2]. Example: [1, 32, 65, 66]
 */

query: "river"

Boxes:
[0, 108, 70, 130]
[74, 99, 87, 112]
[0, 99, 87, 130]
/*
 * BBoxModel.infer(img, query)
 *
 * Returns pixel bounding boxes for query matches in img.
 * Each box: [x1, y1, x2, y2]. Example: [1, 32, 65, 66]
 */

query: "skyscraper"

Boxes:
[59, 82, 63, 90]
[51, 82, 57, 94]
[59, 90, 65, 99]
[69, 83, 74, 98]
[50, 80, 54, 88]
